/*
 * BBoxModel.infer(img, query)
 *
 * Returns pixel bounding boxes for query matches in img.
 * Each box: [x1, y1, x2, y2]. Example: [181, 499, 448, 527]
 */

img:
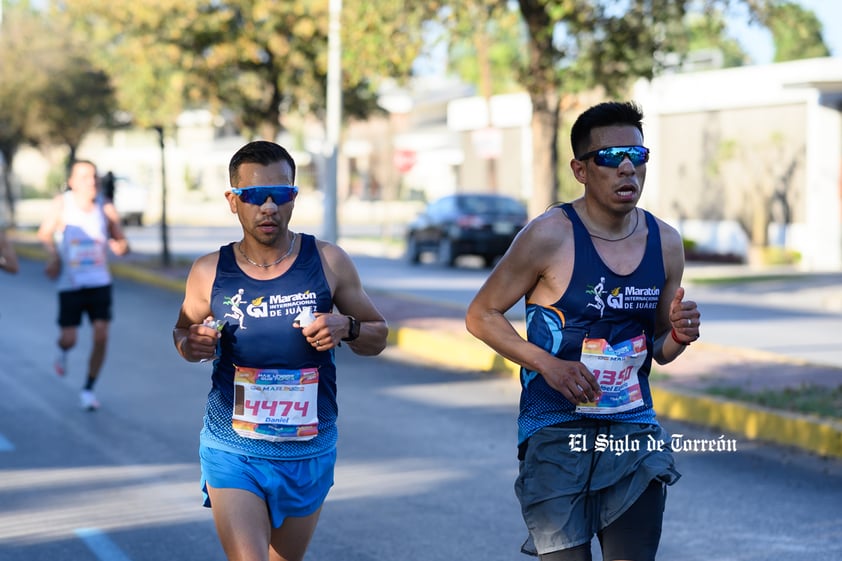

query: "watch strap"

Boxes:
[342, 315, 360, 341]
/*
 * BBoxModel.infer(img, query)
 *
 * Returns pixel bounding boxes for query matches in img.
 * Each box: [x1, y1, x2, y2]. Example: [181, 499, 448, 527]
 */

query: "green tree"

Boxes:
[683, 10, 749, 68]
[0, 3, 45, 221]
[58, 0, 436, 263]
[512, 0, 698, 215]
[0, 1, 115, 222]
[442, 2, 525, 96]
[749, 0, 830, 62]
[433, 1, 525, 192]
[37, 55, 116, 168]
[60, 1, 206, 131]
[63, 1, 433, 141]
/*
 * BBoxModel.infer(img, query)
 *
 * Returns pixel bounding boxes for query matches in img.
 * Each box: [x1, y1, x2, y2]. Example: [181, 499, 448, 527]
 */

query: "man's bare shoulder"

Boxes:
[651, 214, 683, 251]
[43, 193, 65, 213]
[313, 236, 354, 266]
[189, 251, 221, 276]
[520, 205, 573, 247]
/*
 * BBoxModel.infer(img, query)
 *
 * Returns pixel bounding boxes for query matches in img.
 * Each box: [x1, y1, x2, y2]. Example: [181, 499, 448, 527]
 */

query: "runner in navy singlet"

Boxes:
[466, 101, 701, 560]
[173, 140, 388, 561]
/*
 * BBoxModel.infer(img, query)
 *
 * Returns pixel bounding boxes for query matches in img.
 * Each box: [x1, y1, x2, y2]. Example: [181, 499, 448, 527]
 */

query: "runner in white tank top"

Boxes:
[37, 160, 129, 410]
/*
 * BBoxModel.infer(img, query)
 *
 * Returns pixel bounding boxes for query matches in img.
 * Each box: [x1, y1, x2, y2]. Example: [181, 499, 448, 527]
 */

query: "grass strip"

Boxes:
[686, 274, 809, 285]
[704, 384, 842, 420]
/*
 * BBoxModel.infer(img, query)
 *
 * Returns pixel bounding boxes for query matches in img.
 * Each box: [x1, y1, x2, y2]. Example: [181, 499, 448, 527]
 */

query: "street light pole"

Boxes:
[323, 0, 342, 244]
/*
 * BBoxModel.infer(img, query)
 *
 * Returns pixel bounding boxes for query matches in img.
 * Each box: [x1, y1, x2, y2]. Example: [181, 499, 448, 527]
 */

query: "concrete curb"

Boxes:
[651, 387, 842, 458]
[109, 262, 189, 294]
[16, 242, 842, 459]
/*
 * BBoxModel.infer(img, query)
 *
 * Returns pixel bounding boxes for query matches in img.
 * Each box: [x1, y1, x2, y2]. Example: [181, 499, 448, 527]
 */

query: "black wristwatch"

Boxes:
[342, 315, 360, 342]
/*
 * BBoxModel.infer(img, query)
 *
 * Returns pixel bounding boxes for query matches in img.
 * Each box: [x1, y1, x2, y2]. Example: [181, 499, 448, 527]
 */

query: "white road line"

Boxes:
[75, 528, 133, 561]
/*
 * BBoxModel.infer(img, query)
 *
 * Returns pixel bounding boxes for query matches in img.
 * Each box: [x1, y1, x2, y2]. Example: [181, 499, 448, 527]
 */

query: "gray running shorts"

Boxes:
[515, 421, 681, 556]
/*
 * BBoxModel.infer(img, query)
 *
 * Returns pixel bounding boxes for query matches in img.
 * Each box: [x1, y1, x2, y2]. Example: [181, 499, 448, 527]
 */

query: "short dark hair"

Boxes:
[228, 141, 296, 186]
[570, 101, 645, 159]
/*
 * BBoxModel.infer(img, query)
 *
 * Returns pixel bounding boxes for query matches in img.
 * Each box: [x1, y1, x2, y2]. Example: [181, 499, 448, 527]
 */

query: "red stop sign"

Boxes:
[394, 149, 416, 173]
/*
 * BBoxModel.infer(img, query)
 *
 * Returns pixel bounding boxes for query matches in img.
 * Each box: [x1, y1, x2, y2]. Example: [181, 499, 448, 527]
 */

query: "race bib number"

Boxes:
[67, 238, 106, 271]
[575, 335, 647, 415]
[232, 366, 319, 442]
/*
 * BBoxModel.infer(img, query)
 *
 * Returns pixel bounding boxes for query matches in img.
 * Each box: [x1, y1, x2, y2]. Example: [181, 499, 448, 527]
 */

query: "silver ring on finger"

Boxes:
[687, 318, 691, 327]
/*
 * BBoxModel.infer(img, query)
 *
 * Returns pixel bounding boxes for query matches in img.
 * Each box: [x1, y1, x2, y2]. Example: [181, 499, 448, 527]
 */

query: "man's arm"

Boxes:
[103, 201, 130, 256]
[465, 223, 545, 368]
[466, 214, 602, 404]
[173, 253, 221, 362]
[315, 242, 388, 356]
[36, 196, 64, 278]
[652, 221, 700, 365]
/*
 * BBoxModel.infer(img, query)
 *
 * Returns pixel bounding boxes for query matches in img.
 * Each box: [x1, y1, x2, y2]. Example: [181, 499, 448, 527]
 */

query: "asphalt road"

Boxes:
[1, 257, 841, 560]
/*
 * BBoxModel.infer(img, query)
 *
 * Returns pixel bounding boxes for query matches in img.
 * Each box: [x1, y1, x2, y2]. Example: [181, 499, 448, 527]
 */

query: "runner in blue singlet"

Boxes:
[467, 101, 701, 561]
[173, 140, 388, 561]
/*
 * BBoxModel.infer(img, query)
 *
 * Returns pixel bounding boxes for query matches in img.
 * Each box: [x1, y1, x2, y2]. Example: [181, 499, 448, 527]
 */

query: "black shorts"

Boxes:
[58, 285, 113, 327]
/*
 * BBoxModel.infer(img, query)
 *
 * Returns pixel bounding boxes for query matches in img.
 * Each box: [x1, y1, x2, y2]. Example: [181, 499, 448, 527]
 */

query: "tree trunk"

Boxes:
[1, 167, 14, 227]
[518, 0, 562, 218]
[528, 88, 560, 218]
[1, 147, 17, 226]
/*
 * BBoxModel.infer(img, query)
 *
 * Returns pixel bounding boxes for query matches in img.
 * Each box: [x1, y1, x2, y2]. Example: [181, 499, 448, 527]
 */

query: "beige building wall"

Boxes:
[657, 104, 807, 226]
[635, 57, 842, 270]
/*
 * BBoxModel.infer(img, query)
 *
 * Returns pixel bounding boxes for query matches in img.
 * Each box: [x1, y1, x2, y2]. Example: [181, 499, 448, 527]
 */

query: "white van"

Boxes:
[111, 175, 150, 226]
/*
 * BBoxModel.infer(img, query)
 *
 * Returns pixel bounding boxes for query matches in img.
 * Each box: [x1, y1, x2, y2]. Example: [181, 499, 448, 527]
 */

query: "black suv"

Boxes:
[406, 193, 528, 267]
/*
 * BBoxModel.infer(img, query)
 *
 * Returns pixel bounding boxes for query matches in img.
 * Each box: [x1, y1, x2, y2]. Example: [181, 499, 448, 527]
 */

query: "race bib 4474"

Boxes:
[232, 366, 319, 442]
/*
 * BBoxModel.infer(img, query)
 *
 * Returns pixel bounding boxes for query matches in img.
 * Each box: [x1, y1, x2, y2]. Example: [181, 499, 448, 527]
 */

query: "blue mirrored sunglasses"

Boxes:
[578, 145, 650, 167]
[231, 185, 298, 205]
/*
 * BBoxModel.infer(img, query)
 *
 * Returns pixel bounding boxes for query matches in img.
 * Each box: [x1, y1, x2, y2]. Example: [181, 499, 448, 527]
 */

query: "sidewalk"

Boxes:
[14, 240, 842, 459]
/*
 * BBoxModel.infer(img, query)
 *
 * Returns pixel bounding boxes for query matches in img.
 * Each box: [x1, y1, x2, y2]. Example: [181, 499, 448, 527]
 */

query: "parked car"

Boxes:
[405, 193, 528, 267]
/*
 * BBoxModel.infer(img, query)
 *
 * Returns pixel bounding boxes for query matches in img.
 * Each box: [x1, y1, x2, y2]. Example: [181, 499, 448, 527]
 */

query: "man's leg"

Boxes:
[58, 326, 78, 353]
[77, 319, 108, 410]
[81, 285, 113, 409]
[539, 543, 592, 561]
[269, 509, 322, 561]
[54, 326, 77, 376]
[206, 484, 273, 561]
[86, 319, 109, 390]
[55, 291, 81, 376]
[597, 480, 666, 561]
[206, 484, 322, 561]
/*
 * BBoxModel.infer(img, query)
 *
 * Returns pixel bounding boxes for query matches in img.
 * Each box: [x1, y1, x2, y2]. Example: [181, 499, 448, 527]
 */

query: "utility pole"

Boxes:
[323, 0, 342, 244]
[154, 126, 171, 267]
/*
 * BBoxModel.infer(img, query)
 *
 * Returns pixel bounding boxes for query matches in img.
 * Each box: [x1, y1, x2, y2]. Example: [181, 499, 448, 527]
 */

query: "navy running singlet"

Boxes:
[200, 234, 338, 459]
[518, 204, 665, 444]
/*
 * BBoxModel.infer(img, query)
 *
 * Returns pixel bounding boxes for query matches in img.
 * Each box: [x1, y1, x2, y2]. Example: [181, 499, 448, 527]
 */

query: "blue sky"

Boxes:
[728, 0, 842, 63]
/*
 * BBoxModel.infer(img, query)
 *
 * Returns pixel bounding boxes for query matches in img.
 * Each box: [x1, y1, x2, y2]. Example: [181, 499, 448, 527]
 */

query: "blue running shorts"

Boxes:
[199, 445, 336, 528]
